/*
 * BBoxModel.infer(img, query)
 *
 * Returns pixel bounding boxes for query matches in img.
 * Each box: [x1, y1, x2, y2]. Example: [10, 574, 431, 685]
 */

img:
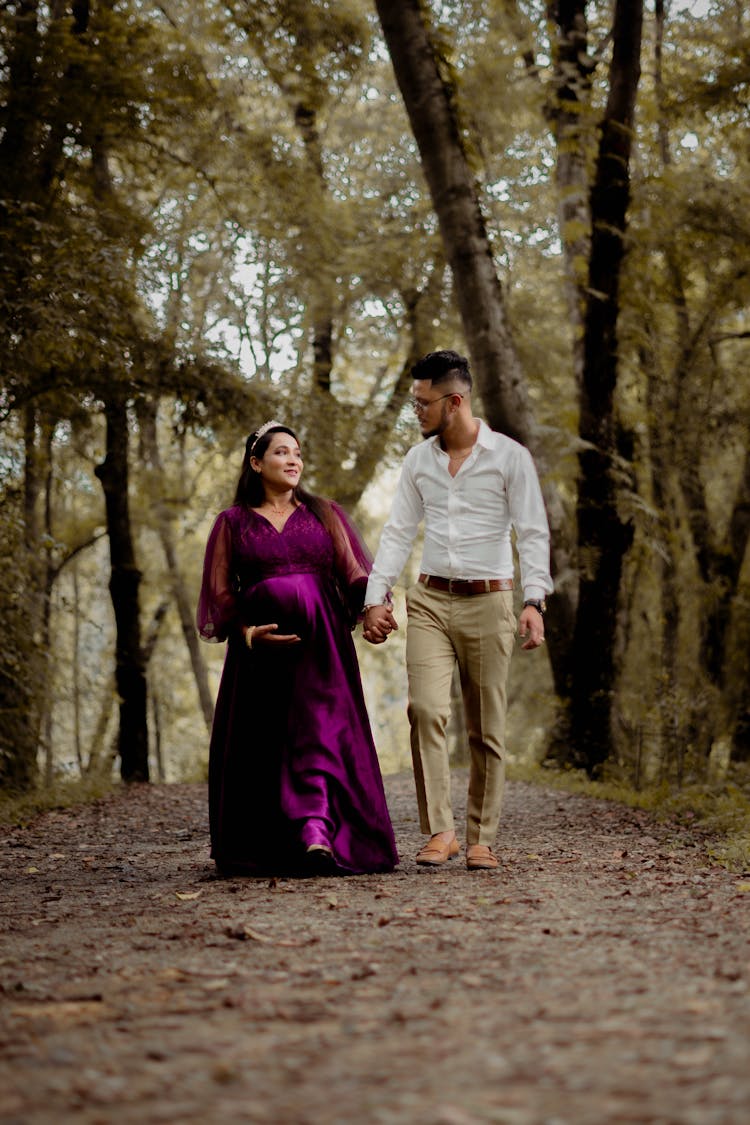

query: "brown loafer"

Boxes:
[466, 844, 499, 870]
[416, 837, 460, 866]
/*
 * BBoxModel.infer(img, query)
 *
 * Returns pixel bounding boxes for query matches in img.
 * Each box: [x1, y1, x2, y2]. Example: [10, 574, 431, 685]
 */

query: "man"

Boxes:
[363, 350, 552, 871]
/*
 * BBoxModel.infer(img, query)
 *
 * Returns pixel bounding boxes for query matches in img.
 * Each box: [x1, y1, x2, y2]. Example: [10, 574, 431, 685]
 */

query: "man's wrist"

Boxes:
[522, 598, 547, 617]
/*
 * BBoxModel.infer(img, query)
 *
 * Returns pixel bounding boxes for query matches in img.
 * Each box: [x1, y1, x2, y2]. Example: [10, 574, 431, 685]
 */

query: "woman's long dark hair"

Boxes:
[234, 424, 333, 531]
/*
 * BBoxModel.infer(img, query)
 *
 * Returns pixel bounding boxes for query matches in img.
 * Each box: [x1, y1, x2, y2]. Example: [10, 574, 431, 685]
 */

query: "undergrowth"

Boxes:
[509, 760, 750, 873]
[0, 774, 117, 827]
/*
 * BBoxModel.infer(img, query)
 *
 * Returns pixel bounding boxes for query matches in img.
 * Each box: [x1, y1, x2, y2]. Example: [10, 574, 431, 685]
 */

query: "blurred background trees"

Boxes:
[1, 0, 748, 795]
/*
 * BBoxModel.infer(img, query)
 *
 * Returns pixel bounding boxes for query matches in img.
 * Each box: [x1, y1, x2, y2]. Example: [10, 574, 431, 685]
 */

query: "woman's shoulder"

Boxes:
[317, 498, 349, 528]
[212, 504, 252, 529]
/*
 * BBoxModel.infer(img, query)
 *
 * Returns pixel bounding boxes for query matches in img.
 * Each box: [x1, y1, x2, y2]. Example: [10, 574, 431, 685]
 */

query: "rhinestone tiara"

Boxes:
[249, 419, 285, 454]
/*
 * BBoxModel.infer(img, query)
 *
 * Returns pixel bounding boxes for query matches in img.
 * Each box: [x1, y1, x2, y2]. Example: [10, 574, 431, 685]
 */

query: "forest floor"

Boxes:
[1, 771, 750, 1125]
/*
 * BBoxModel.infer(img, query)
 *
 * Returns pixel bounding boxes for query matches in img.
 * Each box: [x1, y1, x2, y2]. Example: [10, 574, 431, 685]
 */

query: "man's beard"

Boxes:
[420, 406, 448, 440]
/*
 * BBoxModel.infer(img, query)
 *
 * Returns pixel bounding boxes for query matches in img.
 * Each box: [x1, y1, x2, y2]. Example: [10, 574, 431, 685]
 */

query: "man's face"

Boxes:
[410, 379, 461, 438]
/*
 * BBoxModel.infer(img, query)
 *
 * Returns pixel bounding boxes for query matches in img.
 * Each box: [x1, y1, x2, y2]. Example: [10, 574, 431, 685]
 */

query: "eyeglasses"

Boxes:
[410, 392, 464, 414]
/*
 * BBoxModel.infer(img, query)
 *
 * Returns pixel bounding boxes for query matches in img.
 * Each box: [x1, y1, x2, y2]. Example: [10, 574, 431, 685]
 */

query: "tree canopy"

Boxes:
[1, 0, 749, 793]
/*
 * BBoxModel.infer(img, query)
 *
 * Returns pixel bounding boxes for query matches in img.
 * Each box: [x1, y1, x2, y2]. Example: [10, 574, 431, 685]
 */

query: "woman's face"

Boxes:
[253, 431, 303, 492]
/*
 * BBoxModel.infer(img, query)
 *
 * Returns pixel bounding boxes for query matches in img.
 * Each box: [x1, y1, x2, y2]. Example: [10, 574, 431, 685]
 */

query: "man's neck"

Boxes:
[439, 417, 479, 455]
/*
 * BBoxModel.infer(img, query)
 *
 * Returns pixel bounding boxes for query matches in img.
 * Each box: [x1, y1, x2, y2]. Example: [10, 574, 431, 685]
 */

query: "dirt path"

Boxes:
[1, 772, 749, 1125]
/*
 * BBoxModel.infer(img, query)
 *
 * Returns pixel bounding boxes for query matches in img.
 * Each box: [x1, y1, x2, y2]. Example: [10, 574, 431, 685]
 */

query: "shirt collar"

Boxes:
[475, 419, 494, 448]
[429, 418, 492, 454]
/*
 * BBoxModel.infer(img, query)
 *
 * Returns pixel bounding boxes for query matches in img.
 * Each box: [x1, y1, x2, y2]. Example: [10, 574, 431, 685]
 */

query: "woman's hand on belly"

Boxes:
[250, 622, 302, 647]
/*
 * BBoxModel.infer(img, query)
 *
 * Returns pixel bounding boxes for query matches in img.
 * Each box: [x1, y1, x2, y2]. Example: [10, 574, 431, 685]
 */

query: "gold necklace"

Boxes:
[265, 500, 294, 516]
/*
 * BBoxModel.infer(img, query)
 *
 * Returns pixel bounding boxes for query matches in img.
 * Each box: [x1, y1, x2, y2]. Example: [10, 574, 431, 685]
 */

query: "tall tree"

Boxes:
[374, 0, 576, 695]
[137, 397, 214, 735]
[95, 395, 149, 782]
[567, 0, 644, 773]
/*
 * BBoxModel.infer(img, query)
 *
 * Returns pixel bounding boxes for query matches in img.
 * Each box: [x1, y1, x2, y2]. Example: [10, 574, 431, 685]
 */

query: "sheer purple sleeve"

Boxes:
[328, 501, 376, 624]
[196, 512, 236, 643]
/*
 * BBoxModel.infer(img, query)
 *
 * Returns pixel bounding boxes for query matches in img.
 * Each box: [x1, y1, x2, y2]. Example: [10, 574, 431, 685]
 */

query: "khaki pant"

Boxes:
[405, 581, 516, 845]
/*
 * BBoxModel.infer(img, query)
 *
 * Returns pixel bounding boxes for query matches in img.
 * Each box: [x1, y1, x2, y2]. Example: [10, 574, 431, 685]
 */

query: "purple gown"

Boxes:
[196, 501, 398, 876]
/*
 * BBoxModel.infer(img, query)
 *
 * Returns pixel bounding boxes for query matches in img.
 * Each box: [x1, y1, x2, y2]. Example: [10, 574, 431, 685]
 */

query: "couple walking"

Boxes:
[196, 350, 552, 877]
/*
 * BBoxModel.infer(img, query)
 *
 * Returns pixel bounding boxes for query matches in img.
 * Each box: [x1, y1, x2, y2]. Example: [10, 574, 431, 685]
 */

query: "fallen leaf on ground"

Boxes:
[226, 924, 317, 947]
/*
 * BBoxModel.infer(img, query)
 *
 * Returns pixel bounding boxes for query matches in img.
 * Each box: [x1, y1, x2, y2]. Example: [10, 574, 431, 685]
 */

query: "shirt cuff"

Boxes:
[364, 579, 391, 605]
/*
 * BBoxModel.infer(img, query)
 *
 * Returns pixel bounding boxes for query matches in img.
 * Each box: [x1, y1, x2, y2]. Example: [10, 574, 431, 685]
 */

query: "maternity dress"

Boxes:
[197, 501, 398, 875]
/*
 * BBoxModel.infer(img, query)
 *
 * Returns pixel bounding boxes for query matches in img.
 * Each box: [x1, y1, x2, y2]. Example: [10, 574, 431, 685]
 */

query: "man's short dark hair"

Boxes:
[411, 350, 472, 389]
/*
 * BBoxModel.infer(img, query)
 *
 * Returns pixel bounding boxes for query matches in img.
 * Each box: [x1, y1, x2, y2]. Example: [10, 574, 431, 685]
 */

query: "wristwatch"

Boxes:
[522, 599, 547, 616]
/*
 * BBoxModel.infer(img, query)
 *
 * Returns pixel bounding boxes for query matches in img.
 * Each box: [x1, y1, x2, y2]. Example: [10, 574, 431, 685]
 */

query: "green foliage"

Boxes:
[610, 1, 750, 780]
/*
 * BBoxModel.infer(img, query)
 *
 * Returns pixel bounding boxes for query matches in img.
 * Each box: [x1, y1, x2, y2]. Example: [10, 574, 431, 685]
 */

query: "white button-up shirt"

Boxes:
[365, 420, 553, 605]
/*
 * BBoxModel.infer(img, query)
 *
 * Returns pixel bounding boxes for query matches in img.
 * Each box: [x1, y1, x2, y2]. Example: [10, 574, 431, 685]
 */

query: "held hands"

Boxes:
[518, 606, 545, 651]
[364, 605, 542, 648]
[245, 624, 302, 647]
[362, 605, 399, 645]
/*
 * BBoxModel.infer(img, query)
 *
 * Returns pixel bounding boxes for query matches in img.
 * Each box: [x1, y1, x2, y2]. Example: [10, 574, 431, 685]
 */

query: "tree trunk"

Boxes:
[84, 676, 117, 776]
[137, 399, 214, 734]
[72, 560, 84, 773]
[0, 407, 42, 791]
[0, 0, 89, 212]
[568, 0, 644, 774]
[294, 100, 335, 395]
[638, 2, 714, 780]
[375, 0, 531, 442]
[144, 600, 170, 784]
[691, 441, 750, 761]
[547, 0, 595, 386]
[152, 690, 165, 783]
[0, 1, 41, 207]
[374, 0, 576, 694]
[40, 417, 57, 785]
[94, 396, 149, 783]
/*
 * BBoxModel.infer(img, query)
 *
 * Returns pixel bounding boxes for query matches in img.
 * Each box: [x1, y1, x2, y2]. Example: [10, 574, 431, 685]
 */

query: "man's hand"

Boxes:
[363, 605, 399, 645]
[518, 606, 545, 650]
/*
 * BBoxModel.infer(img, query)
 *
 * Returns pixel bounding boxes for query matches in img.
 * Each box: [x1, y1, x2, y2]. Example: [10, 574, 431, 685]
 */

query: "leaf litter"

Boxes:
[1, 770, 749, 1124]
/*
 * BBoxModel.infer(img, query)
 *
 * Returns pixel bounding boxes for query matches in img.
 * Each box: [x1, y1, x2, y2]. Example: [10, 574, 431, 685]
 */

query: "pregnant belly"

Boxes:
[244, 574, 322, 637]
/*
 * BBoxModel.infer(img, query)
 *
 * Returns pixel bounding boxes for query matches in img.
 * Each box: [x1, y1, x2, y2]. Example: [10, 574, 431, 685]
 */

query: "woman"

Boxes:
[197, 421, 398, 876]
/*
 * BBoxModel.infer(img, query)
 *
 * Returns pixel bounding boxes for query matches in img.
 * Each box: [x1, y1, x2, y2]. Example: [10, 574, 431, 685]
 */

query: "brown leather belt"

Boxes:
[418, 573, 513, 595]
